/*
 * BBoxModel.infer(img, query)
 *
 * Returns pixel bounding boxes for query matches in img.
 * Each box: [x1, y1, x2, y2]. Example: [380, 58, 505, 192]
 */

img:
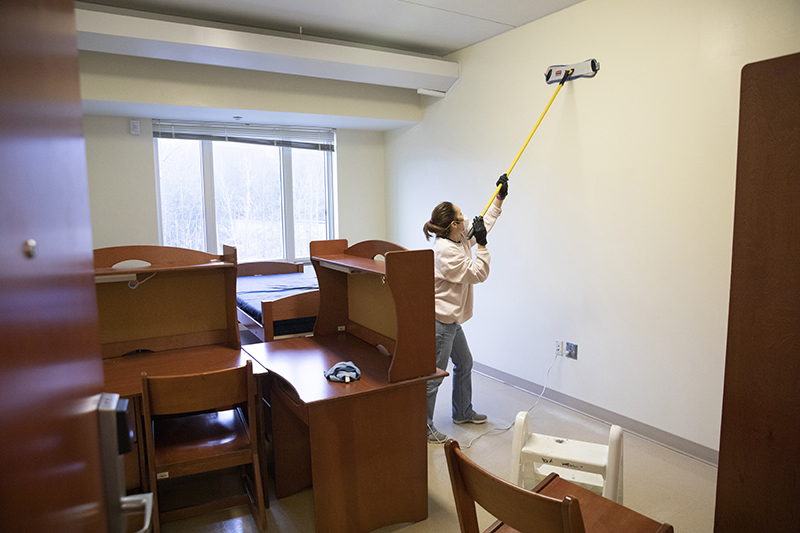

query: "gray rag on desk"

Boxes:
[324, 361, 361, 382]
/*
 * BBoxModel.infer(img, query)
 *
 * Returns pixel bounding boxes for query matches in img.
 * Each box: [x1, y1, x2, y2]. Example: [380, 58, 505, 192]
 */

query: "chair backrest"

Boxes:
[445, 439, 586, 533]
[142, 360, 253, 417]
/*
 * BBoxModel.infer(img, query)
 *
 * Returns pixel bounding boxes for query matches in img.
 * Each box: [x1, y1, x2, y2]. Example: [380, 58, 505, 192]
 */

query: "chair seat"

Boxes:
[153, 409, 252, 477]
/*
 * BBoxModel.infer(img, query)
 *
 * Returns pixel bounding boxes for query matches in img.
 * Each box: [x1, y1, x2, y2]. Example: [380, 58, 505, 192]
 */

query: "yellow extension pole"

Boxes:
[477, 72, 571, 217]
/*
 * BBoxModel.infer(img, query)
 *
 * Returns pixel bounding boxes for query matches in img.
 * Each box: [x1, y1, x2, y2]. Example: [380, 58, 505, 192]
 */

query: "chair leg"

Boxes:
[252, 463, 267, 532]
[150, 475, 161, 533]
[242, 464, 267, 532]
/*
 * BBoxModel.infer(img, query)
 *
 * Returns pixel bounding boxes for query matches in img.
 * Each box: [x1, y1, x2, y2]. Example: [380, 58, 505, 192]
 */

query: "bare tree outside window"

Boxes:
[155, 131, 333, 262]
[213, 141, 284, 262]
[293, 148, 329, 259]
[157, 139, 205, 251]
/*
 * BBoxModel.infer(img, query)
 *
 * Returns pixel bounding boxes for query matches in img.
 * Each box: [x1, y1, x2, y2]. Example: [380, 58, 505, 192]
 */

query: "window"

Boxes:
[154, 121, 335, 262]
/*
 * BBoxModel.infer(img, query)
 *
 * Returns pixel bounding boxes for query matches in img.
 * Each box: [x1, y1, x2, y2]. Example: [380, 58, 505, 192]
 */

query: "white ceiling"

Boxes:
[78, 0, 584, 57]
[77, 0, 585, 128]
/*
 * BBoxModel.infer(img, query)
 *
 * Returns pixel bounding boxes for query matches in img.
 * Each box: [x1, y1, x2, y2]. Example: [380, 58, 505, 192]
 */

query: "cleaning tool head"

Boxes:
[470, 57, 599, 231]
[544, 59, 600, 84]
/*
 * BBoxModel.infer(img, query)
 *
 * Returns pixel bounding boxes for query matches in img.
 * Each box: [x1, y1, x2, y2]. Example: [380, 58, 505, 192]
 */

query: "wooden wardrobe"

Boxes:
[714, 52, 800, 531]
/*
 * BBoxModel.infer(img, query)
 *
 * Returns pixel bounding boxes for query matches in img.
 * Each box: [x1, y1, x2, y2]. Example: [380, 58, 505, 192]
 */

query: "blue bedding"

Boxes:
[236, 270, 318, 336]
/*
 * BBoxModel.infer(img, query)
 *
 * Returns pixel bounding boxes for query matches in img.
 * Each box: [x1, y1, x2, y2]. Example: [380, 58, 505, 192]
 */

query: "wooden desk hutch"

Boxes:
[244, 239, 445, 533]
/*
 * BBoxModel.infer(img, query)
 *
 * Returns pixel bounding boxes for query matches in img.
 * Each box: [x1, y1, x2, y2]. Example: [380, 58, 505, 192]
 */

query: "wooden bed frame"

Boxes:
[236, 261, 320, 342]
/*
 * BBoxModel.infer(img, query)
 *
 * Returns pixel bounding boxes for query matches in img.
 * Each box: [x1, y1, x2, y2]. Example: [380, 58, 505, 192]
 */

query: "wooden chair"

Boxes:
[141, 360, 266, 532]
[445, 439, 673, 533]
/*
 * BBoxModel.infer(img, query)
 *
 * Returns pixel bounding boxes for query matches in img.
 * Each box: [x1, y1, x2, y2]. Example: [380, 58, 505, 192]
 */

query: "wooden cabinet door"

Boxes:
[714, 52, 800, 532]
[0, 0, 107, 531]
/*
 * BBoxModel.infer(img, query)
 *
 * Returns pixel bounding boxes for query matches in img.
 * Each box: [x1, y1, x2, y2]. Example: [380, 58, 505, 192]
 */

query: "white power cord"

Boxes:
[427, 423, 448, 445]
[128, 272, 156, 289]
[463, 350, 560, 449]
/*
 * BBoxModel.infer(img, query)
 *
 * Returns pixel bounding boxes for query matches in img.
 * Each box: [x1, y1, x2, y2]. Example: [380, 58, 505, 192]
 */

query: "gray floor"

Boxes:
[163, 369, 718, 533]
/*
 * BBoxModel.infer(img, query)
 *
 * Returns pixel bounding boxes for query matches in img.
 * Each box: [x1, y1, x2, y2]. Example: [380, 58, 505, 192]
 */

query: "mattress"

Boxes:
[236, 270, 318, 336]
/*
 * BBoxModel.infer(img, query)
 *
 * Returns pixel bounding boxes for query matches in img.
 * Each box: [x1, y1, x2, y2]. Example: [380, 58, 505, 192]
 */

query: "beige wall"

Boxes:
[82, 116, 388, 249]
[386, 0, 800, 451]
[84, 115, 159, 248]
[79, 51, 422, 124]
[335, 129, 387, 244]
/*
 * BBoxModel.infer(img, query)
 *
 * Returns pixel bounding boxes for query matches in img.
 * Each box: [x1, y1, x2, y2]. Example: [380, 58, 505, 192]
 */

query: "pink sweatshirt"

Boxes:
[432, 202, 502, 324]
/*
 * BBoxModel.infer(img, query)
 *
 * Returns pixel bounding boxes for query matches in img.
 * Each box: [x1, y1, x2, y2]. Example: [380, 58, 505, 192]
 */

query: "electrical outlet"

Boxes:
[555, 340, 564, 357]
[565, 342, 578, 360]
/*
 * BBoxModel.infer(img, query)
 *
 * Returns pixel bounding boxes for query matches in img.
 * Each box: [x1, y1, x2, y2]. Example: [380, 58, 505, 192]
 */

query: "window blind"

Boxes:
[152, 120, 336, 152]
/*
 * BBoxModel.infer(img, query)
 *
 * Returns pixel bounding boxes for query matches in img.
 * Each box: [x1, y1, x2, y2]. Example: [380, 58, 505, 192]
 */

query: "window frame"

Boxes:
[153, 121, 335, 263]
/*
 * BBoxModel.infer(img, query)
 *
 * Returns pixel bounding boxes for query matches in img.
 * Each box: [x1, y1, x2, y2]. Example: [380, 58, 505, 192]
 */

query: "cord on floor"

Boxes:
[463, 350, 560, 449]
[427, 423, 448, 444]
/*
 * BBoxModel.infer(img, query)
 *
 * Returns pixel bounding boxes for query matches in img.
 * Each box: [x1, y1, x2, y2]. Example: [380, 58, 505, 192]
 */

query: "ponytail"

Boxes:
[423, 201, 457, 241]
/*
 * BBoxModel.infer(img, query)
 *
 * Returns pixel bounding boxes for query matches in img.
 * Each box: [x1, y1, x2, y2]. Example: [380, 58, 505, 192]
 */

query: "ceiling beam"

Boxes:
[75, 8, 460, 93]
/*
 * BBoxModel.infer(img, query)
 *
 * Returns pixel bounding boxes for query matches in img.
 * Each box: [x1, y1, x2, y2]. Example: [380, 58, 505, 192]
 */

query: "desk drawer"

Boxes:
[268, 376, 312, 498]
[271, 376, 308, 426]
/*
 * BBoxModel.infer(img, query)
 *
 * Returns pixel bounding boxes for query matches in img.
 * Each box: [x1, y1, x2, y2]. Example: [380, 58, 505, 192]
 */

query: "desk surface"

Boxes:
[536, 475, 670, 532]
[103, 345, 264, 398]
[243, 334, 445, 405]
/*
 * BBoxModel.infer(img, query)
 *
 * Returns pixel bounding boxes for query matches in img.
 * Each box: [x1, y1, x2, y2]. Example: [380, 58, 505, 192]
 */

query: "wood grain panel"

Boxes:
[96, 269, 228, 346]
[308, 382, 428, 533]
[714, 52, 800, 532]
[348, 273, 397, 339]
[0, 0, 106, 530]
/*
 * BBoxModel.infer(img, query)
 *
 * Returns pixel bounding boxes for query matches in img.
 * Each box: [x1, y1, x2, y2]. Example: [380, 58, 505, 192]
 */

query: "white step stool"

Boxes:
[510, 411, 624, 503]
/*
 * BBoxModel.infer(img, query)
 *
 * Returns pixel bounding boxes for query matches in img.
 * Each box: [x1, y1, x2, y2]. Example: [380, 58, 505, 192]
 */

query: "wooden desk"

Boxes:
[103, 345, 264, 398]
[247, 239, 443, 533]
[536, 475, 672, 532]
[245, 338, 446, 533]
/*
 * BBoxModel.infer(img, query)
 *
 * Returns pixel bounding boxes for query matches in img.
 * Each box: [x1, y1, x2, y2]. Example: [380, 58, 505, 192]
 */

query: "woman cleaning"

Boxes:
[422, 174, 508, 443]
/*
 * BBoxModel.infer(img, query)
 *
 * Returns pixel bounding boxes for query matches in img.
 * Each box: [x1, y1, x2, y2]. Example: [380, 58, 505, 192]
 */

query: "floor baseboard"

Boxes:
[473, 362, 719, 467]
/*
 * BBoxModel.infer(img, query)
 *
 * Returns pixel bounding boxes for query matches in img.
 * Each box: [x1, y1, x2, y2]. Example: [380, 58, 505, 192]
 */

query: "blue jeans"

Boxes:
[427, 321, 476, 428]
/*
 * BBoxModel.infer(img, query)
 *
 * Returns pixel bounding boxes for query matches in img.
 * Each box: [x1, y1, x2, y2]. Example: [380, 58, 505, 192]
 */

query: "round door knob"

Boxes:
[22, 239, 37, 258]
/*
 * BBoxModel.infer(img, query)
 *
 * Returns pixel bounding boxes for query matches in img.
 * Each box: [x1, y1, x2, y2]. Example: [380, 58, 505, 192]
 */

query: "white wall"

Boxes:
[84, 115, 159, 247]
[335, 129, 388, 243]
[83, 117, 389, 249]
[79, 51, 423, 125]
[385, 0, 800, 451]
